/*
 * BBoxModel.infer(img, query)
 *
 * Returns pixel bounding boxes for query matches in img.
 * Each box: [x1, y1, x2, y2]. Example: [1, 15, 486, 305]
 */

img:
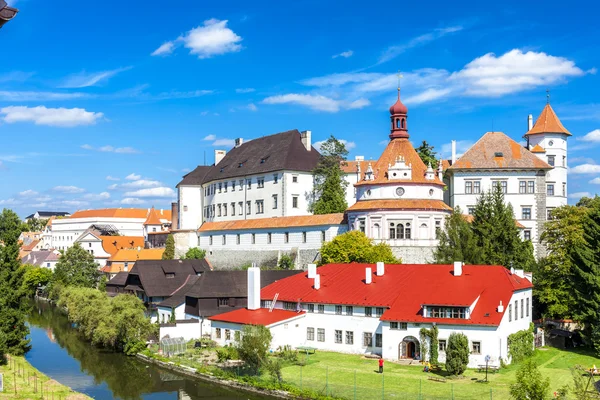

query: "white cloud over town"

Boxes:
[52, 185, 86, 194]
[124, 187, 176, 198]
[59, 66, 133, 88]
[0, 106, 104, 127]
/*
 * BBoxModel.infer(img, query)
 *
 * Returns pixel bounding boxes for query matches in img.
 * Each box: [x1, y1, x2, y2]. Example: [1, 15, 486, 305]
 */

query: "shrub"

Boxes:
[508, 323, 534, 363]
[276, 345, 298, 362]
[445, 332, 470, 375]
[509, 359, 550, 400]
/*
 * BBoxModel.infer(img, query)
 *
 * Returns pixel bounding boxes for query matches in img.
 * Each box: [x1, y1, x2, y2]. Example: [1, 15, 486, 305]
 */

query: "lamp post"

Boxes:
[484, 355, 491, 382]
[0, 0, 18, 28]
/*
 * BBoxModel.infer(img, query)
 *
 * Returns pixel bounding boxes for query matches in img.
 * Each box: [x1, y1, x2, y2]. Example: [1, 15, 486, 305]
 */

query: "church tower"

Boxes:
[389, 88, 409, 139]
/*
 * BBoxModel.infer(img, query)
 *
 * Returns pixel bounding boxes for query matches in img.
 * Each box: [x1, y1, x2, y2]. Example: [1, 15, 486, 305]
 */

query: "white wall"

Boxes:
[179, 185, 203, 230]
[159, 320, 201, 341]
[51, 217, 146, 251]
[528, 133, 568, 210]
[74, 233, 111, 268]
[157, 303, 187, 324]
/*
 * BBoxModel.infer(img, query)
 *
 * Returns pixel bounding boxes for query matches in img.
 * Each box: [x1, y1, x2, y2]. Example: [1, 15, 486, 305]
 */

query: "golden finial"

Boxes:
[397, 71, 403, 99]
[546, 88, 550, 104]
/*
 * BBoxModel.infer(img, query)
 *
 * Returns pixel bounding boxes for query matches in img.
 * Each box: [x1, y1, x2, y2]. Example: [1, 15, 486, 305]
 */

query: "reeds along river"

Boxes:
[26, 300, 270, 400]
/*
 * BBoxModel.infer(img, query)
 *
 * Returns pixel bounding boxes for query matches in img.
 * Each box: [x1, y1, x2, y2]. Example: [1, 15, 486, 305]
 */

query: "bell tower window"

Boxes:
[401, 119, 405, 129]
[396, 119, 401, 129]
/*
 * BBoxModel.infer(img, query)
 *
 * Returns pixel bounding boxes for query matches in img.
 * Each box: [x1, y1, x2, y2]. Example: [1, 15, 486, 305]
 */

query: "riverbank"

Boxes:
[0, 355, 91, 400]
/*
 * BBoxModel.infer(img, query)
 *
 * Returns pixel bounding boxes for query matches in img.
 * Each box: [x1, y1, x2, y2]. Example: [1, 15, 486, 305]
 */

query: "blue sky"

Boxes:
[1, 0, 599, 217]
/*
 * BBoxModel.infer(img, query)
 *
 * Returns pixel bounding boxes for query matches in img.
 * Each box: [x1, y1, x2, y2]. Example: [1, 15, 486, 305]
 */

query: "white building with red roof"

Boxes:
[210, 263, 533, 367]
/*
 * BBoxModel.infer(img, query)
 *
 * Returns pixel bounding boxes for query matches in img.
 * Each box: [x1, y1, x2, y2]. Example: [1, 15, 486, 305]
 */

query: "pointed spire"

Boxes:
[526, 103, 571, 136]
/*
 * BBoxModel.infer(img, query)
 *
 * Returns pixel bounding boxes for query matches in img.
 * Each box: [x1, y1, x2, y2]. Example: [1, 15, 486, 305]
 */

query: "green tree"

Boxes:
[163, 234, 175, 260]
[310, 135, 349, 214]
[21, 265, 53, 297]
[51, 243, 100, 289]
[183, 247, 206, 259]
[433, 207, 479, 264]
[320, 230, 400, 265]
[415, 140, 438, 170]
[22, 218, 48, 232]
[0, 209, 30, 356]
[236, 324, 272, 374]
[445, 332, 469, 375]
[277, 254, 294, 270]
[509, 359, 550, 400]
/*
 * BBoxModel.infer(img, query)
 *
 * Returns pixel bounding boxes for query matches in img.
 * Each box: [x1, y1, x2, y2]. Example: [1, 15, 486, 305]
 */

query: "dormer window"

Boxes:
[260, 158, 266, 164]
[425, 306, 467, 319]
[238, 163, 243, 168]
[166, 273, 175, 278]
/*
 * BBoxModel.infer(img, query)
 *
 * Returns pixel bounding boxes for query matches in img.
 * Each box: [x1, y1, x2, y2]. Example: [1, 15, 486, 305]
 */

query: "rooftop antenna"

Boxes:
[546, 88, 550, 104]
[396, 70, 403, 99]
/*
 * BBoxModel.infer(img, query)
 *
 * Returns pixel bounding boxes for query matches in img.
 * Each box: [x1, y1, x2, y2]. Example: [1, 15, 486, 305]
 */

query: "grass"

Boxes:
[0, 355, 91, 400]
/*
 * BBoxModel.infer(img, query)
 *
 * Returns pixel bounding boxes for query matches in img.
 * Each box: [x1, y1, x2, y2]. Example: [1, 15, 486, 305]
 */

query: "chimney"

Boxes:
[247, 265, 261, 310]
[171, 201, 179, 230]
[453, 261, 463, 276]
[365, 268, 372, 284]
[307, 263, 317, 279]
[355, 156, 364, 161]
[235, 138, 244, 148]
[214, 150, 226, 165]
[301, 130, 312, 151]
[314, 274, 321, 290]
[376, 262, 385, 276]
[524, 272, 533, 283]
[510, 267, 515, 275]
[451, 140, 457, 164]
[515, 269, 525, 278]
[497, 301, 504, 313]
[528, 114, 533, 131]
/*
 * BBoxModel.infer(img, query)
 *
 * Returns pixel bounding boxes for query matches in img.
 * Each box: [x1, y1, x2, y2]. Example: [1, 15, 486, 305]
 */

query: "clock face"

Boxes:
[396, 187, 405, 197]
[548, 140, 554, 146]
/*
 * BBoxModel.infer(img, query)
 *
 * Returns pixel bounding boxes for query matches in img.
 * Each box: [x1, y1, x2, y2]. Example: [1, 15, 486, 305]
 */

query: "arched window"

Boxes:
[373, 223, 380, 239]
[397, 224, 404, 239]
[396, 119, 401, 129]
[420, 223, 428, 239]
[389, 223, 396, 239]
[401, 118, 405, 129]
[405, 223, 411, 239]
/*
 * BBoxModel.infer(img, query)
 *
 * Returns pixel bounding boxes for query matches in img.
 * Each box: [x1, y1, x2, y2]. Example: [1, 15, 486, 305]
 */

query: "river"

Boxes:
[26, 300, 272, 400]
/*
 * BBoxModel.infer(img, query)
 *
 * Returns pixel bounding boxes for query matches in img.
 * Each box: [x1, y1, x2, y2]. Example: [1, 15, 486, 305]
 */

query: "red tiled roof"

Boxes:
[341, 160, 370, 174]
[199, 213, 346, 232]
[100, 236, 144, 256]
[525, 104, 571, 136]
[347, 199, 452, 212]
[261, 263, 532, 326]
[69, 208, 172, 220]
[144, 208, 163, 225]
[108, 248, 164, 262]
[355, 138, 444, 187]
[209, 308, 305, 326]
[21, 239, 40, 252]
[530, 144, 546, 153]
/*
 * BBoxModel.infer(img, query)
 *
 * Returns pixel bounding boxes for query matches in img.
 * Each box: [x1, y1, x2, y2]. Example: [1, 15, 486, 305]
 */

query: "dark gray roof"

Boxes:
[176, 166, 212, 188]
[128, 259, 211, 297]
[20, 250, 56, 267]
[25, 211, 71, 219]
[107, 271, 129, 286]
[157, 275, 201, 308]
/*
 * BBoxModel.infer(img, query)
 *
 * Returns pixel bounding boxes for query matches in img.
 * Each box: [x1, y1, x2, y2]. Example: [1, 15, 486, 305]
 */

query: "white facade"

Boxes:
[157, 303, 187, 324]
[527, 132, 568, 212]
[51, 217, 145, 251]
[74, 232, 111, 267]
[178, 185, 203, 230]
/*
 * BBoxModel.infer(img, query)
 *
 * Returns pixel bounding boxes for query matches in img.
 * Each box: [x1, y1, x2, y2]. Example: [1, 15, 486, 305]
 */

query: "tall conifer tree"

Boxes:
[310, 135, 349, 214]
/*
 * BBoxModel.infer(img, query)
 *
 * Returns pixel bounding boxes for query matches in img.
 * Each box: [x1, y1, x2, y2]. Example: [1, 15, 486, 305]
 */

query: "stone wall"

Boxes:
[205, 248, 322, 270]
[391, 246, 435, 264]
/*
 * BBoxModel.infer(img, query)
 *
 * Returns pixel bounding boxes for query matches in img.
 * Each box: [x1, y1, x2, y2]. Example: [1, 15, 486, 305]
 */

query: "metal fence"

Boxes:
[2, 355, 73, 399]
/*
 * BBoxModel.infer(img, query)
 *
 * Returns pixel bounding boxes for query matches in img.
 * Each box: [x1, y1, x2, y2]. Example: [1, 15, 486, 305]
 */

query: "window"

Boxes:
[216, 328, 222, 339]
[88, 243, 92, 248]
[217, 204, 222, 217]
[239, 202, 243, 215]
[524, 230, 531, 241]
[547, 208, 554, 220]
[222, 235, 226, 245]
[218, 183, 222, 193]
[345, 331, 354, 345]
[390, 322, 407, 330]
[426, 307, 467, 319]
[236, 234, 240, 245]
[563, 155, 566, 167]
[218, 298, 229, 306]
[363, 332, 373, 347]
[521, 299, 524, 319]
[548, 155, 555, 166]
[232, 180, 236, 191]
[307, 327, 315, 341]
[224, 182, 228, 192]
[467, 207, 475, 215]
[283, 302, 296, 310]
[246, 178, 252, 189]
[465, 181, 472, 194]
[496, 181, 507, 193]
[239, 179, 243, 190]
[292, 196, 299, 208]
[246, 201, 251, 215]
[522, 207, 532, 220]
[473, 181, 481, 194]
[321, 231, 326, 242]
[528, 181, 535, 194]
[562, 183, 566, 197]
[272, 194, 278, 209]
[257, 177, 265, 188]
[317, 328, 325, 342]
[231, 202, 236, 216]
[335, 305, 342, 315]
[547, 184, 554, 196]
[256, 200, 264, 214]
[307, 304, 314, 313]
[509, 304, 512, 322]
[267, 233, 272, 244]
[318, 304, 325, 314]
[346, 306, 353, 316]
[302, 232, 307, 243]
[526, 298, 530, 317]
[376, 307, 384, 317]
[209, 236, 213, 245]
[292, 175, 298, 183]
[365, 307, 372, 317]
[439, 339, 447, 352]
[273, 174, 278, 184]
[223, 203, 227, 216]
[390, 322, 398, 329]
[472, 341, 481, 355]
[284, 232, 289, 243]
[375, 333, 382, 347]
[225, 329, 231, 340]
[335, 330, 343, 344]
[514, 300, 518, 320]
[252, 233, 256, 244]
[519, 181, 526, 194]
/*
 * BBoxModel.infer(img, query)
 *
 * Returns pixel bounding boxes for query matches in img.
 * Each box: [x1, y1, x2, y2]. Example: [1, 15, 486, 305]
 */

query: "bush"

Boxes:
[236, 325, 272, 373]
[445, 332, 470, 375]
[216, 345, 239, 362]
[184, 247, 206, 259]
[277, 254, 294, 270]
[508, 323, 535, 363]
[275, 345, 298, 362]
[320, 230, 400, 265]
[509, 359, 550, 400]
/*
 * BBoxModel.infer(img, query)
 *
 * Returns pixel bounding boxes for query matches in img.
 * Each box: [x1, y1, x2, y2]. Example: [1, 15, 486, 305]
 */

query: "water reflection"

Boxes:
[26, 300, 269, 400]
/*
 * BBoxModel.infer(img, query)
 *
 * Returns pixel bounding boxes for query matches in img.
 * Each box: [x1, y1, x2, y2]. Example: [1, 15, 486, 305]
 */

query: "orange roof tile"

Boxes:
[45, 216, 55, 227]
[462, 214, 525, 229]
[341, 160, 370, 174]
[21, 239, 40, 252]
[525, 104, 571, 136]
[102, 263, 132, 274]
[100, 236, 145, 256]
[355, 138, 444, 186]
[144, 208, 163, 225]
[449, 132, 552, 170]
[69, 208, 172, 220]
[347, 199, 452, 212]
[530, 144, 546, 153]
[199, 213, 346, 232]
[108, 248, 164, 262]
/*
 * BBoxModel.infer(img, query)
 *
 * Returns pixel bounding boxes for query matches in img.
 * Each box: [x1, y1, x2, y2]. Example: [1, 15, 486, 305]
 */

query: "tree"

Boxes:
[415, 140, 438, 170]
[433, 207, 479, 264]
[183, 247, 205, 259]
[51, 243, 100, 289]
[320, 230, 400, 265]
[20, 265, 53, 297]
[509, 359, 550, 400]
[21, 218, 48, 232]
[310, 135, 349, 214]
[445, 332, 469, 375]
[0, 209, 31, 356]
[277, 254, 294, 270]
[236, 324, 272, 374]
[163, 234, 175, 260]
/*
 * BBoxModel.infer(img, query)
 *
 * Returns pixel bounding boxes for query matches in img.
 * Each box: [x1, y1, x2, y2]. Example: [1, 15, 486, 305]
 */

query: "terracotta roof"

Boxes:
[261, 263, 532, 327]
[449, 132, 552, 170]
[45, 216, 56, 227]
[355, 138, 444, 186]
[108, 248, 164, 262]
[462, 214, 525, 229]
[144, 208, 163, 225]
[341, 160, 370, 174]
[177, 166, 212, 187]
[198, 213, 346, 232]
[100, 236, 144, 256]
[69, 208, 172, 220]
[530, 144, 546, 153]
[210, 308, 305, 327]
[21, 239, 40, 252]
[525, 104, 571, 136]
[347, 199, 452, 212]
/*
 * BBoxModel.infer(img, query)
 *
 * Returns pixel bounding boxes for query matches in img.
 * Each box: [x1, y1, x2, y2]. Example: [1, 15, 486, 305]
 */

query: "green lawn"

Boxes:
[279, 347, 600, 400]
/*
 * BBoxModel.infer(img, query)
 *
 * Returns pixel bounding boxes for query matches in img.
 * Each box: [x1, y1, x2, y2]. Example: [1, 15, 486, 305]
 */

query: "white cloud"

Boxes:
[578, 129, 600, 143]
[568, 192, 592, 199]
[262, 94, 341, 112]
[120, 179, 162, 189]
[246, 103, 258, 112]
[347, 98, 370, 109]
[332, 50, 353, 59]
[589, 177, 600, 185]
[121, 197, 145, 205]
[126, 173, 141, 181]
[0, 106, 103, 127]
[212, 138, 236, 147]
[52, 185, 85, 194]
[0, 71, 35, 83]
[151, 41, 176, 56]
[236, 88, 255, 93]
[107, 184, 118, 190]
[378, 26, 463, 65]
[106, 176, 120, 181]
[18, 190, 38, 197]
[0, 91, 89, 101]
[404, 88, 453, 105]
[83, 144, 140, 154]
[301, 73, 380, 87]
[82, 192, 110, 200]
[569, 164, 600, 174]
[379, 140, 389, 145]
[314, 139, 356, 151]
[441, 140, 474, 159]
[59, 67, 133, 88]
[124, 187, 176, 198]
[58, 200, 89, 208]
[81, 144, 93, 150]
[114, 147, 139, 154]
[203, 134, 217, 141]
